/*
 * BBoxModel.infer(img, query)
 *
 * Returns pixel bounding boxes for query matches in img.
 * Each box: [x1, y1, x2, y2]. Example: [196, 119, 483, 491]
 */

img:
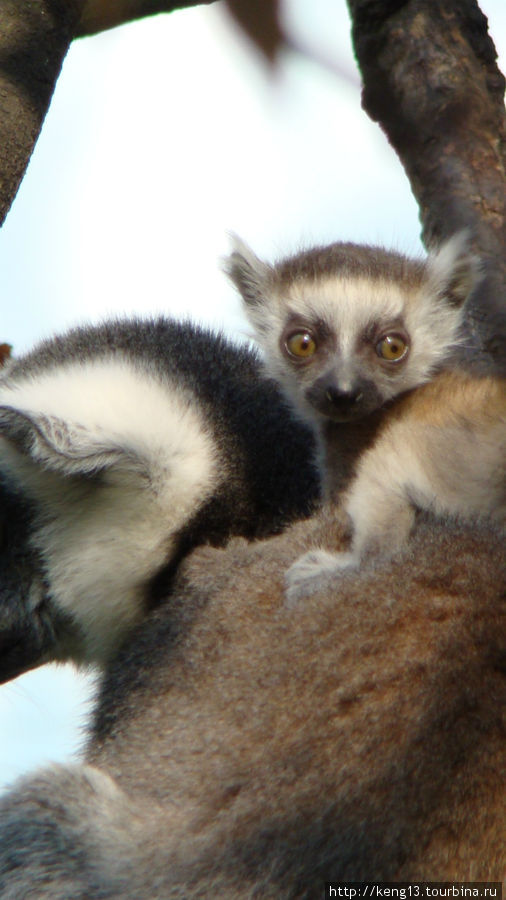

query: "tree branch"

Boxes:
[77, 1, 284, 61]
[0, 0, 85, 226]
[76, 0, 214, 38]
[347, 0, 506, 373]
[0, 0, 280, 223]
[0, 0, 218, 226]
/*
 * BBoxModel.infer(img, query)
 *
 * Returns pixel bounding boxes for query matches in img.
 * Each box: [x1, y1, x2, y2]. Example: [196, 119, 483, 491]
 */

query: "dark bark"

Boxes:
[77, 0, 214, 38]
[347, 0, 506, 373]
[0, 0, 218, 226]
[78, 1, 283, 61]
[0, 0, 85, 226]
[1, 0, 504, 371]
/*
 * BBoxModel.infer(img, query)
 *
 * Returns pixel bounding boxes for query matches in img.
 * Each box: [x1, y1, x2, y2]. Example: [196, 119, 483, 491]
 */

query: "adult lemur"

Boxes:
[0, 281, 504, 897]
[226, 234, 506, 599]
[0, 477, 504, 896]
[0, 317, 319, 680]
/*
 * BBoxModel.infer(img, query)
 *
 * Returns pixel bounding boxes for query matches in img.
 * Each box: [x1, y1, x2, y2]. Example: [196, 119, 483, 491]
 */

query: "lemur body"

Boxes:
[0, 280, 504, 897]
[226, 235, 506, 597]
[0, 317, 319, 676]
[0, 515, 504, 897]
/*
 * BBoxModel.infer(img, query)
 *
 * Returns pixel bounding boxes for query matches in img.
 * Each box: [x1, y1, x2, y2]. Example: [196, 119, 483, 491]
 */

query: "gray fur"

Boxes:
[0, 514, 504, 896]
[0, 311, 504, 897]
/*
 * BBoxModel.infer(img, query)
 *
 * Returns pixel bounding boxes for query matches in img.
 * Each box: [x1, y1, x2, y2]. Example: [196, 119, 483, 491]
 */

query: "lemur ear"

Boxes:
[0, 406, 136, 478]
[223, 234, 272, 309]
[426, 231, 482, 307]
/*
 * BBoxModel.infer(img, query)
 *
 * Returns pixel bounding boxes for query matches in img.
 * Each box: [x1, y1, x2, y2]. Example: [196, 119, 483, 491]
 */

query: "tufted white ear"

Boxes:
[0, 406, 140, 478]
[223, 234, 273, 310]
[426, 231, 482, 308]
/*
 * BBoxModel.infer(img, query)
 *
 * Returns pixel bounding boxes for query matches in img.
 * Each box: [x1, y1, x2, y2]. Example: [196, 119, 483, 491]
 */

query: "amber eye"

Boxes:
[376, 334, 408, 362]
[286, 331, 317, 359]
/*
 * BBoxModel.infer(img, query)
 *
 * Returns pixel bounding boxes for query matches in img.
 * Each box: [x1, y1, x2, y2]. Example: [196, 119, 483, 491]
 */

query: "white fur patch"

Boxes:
[284, 548, 357, 605]
[0, 358, 219, 663]
[289, 276, 406, 348]
[244, 267, 466, 430]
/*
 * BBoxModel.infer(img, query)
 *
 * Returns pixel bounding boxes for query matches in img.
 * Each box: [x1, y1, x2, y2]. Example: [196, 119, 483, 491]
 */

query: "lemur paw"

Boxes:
[284, 549, 356, 606]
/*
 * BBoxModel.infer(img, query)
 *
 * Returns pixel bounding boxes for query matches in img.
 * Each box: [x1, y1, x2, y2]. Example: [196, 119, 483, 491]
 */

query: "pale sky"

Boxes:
[0, 0, 505, 790]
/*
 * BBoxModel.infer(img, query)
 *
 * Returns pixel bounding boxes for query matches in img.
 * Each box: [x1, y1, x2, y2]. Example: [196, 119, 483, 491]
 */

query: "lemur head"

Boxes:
[226, 234, 480, 425]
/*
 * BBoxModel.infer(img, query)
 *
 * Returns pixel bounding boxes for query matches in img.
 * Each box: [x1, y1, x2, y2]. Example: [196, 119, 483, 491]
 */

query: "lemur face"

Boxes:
[276, 296, 412, 423]
[226, 233, 480, 426]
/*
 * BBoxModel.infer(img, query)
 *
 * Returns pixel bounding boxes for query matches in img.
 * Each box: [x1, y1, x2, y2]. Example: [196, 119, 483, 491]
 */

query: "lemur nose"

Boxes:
[325, 387, 363, 410]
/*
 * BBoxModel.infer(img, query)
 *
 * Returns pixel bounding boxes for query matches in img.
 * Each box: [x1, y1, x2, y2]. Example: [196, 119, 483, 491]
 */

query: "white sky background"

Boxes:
[0, 0, 505, 790]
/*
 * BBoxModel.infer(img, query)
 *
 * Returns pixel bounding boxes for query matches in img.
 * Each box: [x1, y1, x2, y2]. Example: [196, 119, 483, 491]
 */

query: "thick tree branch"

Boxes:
[77, 0, 214, 38]
[0, 1, 211, 227]
[78, 1, 283, 61]
[0, 0, 85, 226]
[0, 0, 280, 224]
[0, 1, 219, 227]
[0, 0, 218, 226]
[347, 0, 506, 373]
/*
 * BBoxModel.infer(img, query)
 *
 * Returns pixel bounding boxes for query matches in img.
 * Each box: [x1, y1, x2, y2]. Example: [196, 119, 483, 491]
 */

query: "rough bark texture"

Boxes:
[347, 0, 506, 373]
[0, 0, 85, 226]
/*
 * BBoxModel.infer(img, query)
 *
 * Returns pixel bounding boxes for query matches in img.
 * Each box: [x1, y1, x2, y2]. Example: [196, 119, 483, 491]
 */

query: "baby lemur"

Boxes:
[226, 234, 506, 597]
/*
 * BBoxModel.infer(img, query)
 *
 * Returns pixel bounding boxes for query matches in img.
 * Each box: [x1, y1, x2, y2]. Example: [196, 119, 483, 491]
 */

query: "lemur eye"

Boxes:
[376, 334, 408, 362]
[286, 331, 317, 359]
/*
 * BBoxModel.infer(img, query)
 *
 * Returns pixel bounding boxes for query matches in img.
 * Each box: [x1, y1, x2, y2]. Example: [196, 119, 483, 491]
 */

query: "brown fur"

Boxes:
[389, 369, 506, 429]
[318, 369, 505, 524]
[78, 512, 506, 894]
[275, 242, 426, 288]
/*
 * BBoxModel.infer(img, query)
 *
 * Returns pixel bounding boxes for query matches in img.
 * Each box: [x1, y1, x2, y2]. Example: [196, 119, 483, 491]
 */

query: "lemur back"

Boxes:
[1, 516, 504, 896]
[0, 317, 320, 675]
[226, 235, 506, 598]
[0, 274, 504, 898]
